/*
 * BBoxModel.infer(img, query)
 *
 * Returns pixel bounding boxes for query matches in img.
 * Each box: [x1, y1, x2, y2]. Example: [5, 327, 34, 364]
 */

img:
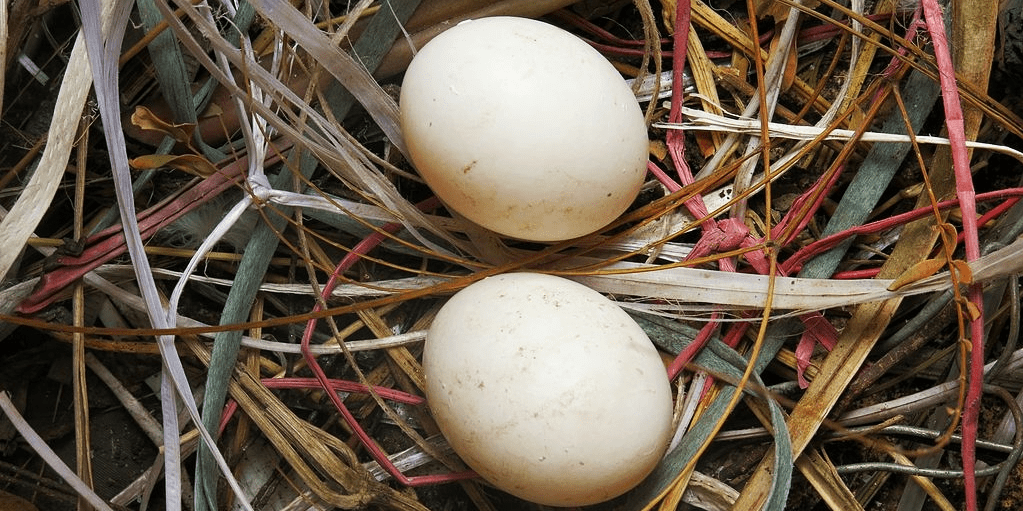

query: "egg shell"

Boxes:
[423, 273, 672, 506]
[400, 17, 649, 241]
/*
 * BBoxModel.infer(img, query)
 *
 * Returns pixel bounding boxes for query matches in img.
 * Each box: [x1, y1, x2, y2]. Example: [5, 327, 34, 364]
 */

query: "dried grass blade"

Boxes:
[353, 307, 464, 473]
[834, 0, 886, 119]
[684, 25, 724, 150]
[244, 0, 405, 155]
[796, 449, 865, 511]
[72, 123, 95, 507]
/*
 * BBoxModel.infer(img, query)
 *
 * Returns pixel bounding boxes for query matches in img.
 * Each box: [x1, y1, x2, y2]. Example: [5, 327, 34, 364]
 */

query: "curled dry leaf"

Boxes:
[130, 105, 197, 148]
[887, 258, 948, 291]
[129, 153, 220, 178]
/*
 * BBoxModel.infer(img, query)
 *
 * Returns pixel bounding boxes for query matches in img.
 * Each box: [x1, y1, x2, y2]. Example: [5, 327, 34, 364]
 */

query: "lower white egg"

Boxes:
[423, 272, 672, 506]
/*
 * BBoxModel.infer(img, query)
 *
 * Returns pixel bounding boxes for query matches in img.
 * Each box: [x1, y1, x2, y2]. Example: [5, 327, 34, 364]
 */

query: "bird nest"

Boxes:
[2, 0, 1023, 510]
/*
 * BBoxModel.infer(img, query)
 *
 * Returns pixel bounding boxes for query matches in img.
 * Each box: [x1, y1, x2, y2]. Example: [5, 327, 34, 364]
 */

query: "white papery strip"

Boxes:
[77, 0, 254, 508]
[663, 107, 1023, 164]
[572, 234, 1023, 312]
[0, 14, 93, 282]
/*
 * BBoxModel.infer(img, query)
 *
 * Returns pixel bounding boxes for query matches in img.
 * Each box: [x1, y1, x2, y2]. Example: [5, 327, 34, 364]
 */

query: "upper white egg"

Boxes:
[400, 16, 649, 241]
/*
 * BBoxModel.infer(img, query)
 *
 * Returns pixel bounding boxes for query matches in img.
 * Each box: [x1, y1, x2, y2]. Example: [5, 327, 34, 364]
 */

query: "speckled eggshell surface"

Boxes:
[423, 273, 672, 506]
[399, 16, 649, 241]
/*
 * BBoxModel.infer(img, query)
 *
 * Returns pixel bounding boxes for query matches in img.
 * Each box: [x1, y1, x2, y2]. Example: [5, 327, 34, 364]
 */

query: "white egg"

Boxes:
[423, 273, 672, 506]
[400, 17, 649, 241]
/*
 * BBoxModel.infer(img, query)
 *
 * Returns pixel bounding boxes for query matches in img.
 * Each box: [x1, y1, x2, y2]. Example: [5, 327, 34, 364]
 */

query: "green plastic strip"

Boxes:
[616, 313, 794, 510]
